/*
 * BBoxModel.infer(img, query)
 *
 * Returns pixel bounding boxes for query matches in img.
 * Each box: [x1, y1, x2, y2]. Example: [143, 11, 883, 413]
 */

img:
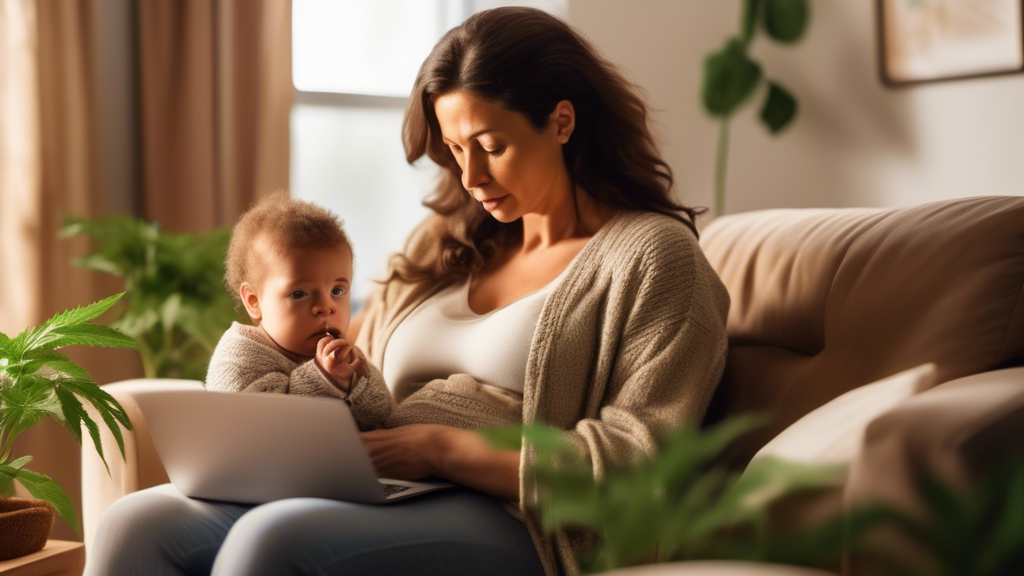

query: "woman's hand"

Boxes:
[361, 424, 522, 502]
[360, 424, 448, 480]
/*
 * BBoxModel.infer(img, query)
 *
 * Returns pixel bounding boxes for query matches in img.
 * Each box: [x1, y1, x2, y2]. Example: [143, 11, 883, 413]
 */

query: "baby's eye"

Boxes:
[331, 287, 346, 297]
[289, 291, 306, 299]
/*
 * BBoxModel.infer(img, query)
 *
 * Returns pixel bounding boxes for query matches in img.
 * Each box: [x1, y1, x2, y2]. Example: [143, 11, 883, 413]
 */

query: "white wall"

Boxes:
[567, 0, 1024, 214]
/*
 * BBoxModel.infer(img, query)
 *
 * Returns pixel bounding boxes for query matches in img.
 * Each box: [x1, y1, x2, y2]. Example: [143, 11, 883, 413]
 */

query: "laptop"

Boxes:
[132, 389, 453, 504]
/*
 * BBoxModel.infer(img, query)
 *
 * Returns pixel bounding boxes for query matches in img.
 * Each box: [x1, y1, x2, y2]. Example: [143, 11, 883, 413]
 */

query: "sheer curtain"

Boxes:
[0, 0, 292, 540]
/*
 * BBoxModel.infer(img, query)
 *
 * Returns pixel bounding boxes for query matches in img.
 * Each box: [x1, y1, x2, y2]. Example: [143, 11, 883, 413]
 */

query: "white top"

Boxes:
[382, 269, 569, 396]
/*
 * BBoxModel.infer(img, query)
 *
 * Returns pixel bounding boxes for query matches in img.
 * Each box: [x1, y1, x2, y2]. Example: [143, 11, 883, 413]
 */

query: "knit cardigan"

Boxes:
[354, 209, 731, 576]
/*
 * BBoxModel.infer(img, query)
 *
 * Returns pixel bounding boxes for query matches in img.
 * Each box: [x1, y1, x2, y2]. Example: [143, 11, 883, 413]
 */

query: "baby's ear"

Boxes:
[239, 282, 262, 322]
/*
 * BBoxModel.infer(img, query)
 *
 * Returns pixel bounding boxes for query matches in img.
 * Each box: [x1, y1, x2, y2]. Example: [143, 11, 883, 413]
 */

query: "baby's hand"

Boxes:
[315, 334, 368, 393]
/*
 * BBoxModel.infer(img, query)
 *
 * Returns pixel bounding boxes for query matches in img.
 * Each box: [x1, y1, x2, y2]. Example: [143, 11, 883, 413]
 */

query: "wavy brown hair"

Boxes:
[391, 6, 704, 288]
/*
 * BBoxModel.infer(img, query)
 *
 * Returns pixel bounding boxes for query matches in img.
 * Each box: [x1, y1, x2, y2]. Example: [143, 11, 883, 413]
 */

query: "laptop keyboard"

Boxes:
[382, 483, 412, 497]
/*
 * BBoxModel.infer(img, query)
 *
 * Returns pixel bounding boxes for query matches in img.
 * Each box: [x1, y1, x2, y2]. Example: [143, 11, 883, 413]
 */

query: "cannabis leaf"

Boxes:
[0, 292, 137, 533]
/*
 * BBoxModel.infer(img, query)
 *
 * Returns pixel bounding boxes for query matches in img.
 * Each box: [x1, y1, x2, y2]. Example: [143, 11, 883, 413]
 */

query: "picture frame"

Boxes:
[877, 0, 1024, 87]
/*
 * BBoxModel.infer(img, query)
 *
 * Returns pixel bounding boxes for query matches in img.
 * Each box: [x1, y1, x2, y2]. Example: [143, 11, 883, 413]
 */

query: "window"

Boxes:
[290, 0, 566, 303]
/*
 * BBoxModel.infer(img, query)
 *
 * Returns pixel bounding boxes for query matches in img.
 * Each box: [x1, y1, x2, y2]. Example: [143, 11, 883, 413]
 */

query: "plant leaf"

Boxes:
[701, 37, 762, 117]
[479, 426, 524, 451]
[762, 0, 809, 43]
[654, 414, 768, 490]
[0, 455, 32, 493]
[66, 388, 107, 474]
[12, 467, 79, 534]
[19, 350, 93, 381]
[53, 385, 94, 447]
[0, 376, 57, 455]
[522, 425, 576, 455]
[989, 457, 1024, 562]
[55, 378, 132, 462]
[760, 81, 798, 134]
[0, 332, 14, 357]
[741, 0, 763, 45]
[39, 323, 140, 352]
[540, 490, 603, 529]
[728, 457, 846, 511]
[72, 252, 128, 276]
[11, 293, 131, 355]
[761, 504, 894, 567]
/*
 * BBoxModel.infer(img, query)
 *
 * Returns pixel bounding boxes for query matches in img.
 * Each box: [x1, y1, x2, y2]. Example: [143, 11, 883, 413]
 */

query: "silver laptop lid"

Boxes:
[133, 389, 389, 504]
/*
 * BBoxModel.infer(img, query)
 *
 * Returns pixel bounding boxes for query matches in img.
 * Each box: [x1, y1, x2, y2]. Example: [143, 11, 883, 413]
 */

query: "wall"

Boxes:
[567, 0, 1024, 215]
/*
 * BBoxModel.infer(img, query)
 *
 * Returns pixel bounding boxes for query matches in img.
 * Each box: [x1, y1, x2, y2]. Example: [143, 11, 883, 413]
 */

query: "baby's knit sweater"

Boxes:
[205, 323, 524, 432]
[205, 322, 394, 430]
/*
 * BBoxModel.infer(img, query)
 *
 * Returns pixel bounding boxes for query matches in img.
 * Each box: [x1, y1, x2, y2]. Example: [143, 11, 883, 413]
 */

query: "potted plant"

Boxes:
[0, 293, 137, 559]
[60, 216, 242, 380]
[483, 415, 887, 573]
[870, 454, 1024, 576]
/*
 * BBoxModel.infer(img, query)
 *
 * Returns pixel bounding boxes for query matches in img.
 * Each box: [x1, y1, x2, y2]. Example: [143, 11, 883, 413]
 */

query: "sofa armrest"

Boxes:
[844, 366, 1024, 573]
[82, 379, 204, 552]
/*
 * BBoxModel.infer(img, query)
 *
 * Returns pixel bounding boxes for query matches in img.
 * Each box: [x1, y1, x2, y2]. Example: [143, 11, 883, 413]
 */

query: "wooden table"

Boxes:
[0, 541, 84, 576]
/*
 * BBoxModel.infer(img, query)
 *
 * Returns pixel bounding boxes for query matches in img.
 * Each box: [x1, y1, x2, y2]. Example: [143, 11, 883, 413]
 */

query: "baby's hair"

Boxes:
[226, 191, 352, 307]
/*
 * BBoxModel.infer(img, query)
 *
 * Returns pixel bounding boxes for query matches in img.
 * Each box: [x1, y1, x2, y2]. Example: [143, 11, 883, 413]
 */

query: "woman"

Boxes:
[85, 7, 729, 576]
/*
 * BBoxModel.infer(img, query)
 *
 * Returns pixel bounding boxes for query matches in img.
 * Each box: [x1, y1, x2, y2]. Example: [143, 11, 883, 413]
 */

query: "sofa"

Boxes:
[82, 195, 1024, 575]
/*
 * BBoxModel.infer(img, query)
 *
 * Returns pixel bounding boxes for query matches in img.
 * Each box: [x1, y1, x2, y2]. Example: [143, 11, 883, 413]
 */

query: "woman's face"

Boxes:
[433, 90, 573, 223]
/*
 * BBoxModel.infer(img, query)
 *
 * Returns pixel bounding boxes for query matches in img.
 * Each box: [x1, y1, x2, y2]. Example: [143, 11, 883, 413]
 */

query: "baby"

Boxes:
[205, 192, 393, 430]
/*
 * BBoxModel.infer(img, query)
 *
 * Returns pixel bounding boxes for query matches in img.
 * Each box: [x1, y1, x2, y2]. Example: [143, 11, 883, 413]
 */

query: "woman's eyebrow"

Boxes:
[442, 128, 498, 145]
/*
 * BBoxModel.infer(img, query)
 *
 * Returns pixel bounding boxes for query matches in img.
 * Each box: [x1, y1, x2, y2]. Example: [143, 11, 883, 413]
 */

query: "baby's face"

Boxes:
[252, 244, 353, 361]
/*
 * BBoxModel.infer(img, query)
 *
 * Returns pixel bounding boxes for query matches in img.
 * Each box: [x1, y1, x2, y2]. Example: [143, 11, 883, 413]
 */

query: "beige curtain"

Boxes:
[1, 0, 140, 542]
[139, 0, 292, 232]
[0, 0, 291, 540]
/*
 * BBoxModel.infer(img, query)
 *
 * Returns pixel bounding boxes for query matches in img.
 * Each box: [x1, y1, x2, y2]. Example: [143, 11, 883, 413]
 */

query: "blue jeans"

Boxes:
[85, 484, 545, 576]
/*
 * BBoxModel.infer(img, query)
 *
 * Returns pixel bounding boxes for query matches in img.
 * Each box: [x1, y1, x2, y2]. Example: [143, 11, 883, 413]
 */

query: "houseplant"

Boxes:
[60, 216, 241, 380]
[483, 415, 887, 573]
[0, 293, 136, 557]
[484, 419, 1024, 574]
[873, 454, 1024, 576]
[701, 0, 810, 215]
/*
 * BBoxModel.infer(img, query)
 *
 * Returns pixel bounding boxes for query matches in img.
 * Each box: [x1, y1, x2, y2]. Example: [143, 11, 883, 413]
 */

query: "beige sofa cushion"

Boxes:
[700, 196, 1024, 464]
[752, 363, 937, 466]
[740, 364, 937, 543]
[844, 366, 1024, 575]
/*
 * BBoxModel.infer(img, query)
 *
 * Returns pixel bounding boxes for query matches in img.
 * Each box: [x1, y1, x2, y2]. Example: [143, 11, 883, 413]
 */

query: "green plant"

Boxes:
[701, 0, 810, 215]
[877, 454, 1024, 576]
[482, 415, 887, 573]
[61, 215, 242, 380]
[0, 294, 137, 532]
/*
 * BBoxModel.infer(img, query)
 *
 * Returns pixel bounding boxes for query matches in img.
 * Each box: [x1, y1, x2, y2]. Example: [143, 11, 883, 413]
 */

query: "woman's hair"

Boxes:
[226, 191, 352, 307]
[393, 6, 704, 287]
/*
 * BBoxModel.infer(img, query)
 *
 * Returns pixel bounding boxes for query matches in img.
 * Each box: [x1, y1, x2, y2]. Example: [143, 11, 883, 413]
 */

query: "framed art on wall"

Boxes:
[878, 0, 1024, 86]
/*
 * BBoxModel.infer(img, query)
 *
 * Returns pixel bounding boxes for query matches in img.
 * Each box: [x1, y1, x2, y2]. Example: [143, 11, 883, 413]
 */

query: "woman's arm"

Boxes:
[360, 424, 521, 501]
[434, 426, 520, 501]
